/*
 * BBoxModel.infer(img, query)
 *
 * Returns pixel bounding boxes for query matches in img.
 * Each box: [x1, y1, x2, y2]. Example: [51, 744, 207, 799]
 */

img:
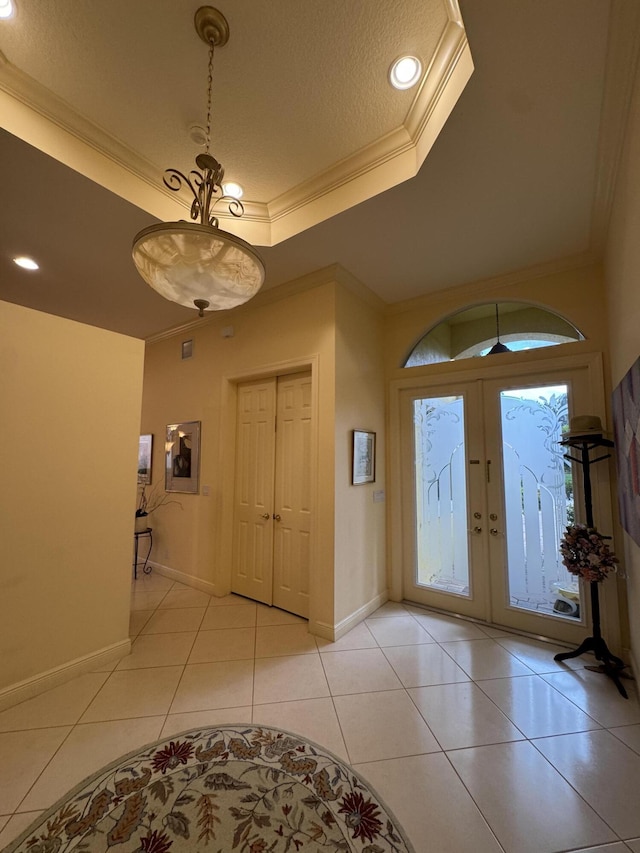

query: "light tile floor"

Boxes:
[1, 571, 640, 852]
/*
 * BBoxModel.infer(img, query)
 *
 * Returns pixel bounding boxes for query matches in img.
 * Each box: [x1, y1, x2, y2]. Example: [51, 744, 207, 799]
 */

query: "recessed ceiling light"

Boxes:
[389, 55, 422, 90]
[222, 182, 243, 199]
[0, 0, 14, 19]
[13, 256, 39, 270]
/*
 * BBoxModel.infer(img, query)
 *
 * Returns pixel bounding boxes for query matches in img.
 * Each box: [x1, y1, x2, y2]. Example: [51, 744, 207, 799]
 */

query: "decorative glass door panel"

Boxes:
[498, 386, 579, 619]
[402, 383, 487, 621]
[413, 395, 470, 596]
[401, 364, 607, 644]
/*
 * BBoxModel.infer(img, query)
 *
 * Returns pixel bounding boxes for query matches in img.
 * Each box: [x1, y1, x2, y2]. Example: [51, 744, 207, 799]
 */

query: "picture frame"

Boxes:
[612, 356, 640, 546]
[137, 434, 153, 485]
[165, 421, 201, 494]
[352, 429, 376, 485]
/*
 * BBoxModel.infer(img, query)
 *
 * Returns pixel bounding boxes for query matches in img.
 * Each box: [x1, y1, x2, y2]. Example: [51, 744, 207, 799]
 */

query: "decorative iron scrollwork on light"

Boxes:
[162, 153, 244, 229]
[131, 7, 265, 315]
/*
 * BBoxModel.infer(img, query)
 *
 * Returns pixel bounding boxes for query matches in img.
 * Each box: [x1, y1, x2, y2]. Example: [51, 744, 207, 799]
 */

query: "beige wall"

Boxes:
[386, 263, 609, 379]
[0, 301, 144, 693]
[384, 263, 629, 650]
[142, 273, 338, 634]
[604, 50, 640, 674]
[334, 282, 387, 627]
[141, 268, 389, 637]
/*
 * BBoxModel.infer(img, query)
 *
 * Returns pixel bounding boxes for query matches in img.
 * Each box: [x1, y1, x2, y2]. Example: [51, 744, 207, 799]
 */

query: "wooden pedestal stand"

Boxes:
[553, 434, 628, 698]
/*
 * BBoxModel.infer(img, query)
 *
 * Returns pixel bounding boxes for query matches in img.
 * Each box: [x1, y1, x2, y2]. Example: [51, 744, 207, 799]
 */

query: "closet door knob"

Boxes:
[260, 513, 270, 520]
[273, 514, 281, 521]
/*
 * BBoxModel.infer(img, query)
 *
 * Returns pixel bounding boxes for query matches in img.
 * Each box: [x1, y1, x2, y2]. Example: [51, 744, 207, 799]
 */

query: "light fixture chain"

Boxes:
[205, 40, 214, 155]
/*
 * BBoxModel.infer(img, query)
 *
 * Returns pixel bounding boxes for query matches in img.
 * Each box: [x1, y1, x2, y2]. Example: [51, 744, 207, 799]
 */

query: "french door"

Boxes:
[231, 372, 312, 617]
[400, 362, 609, 644]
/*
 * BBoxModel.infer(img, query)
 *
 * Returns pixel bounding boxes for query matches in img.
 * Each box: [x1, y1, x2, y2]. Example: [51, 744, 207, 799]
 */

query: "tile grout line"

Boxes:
[527, 735, 628, 846]
[10, 668, 113, 816]
[3, 584, 639, 850]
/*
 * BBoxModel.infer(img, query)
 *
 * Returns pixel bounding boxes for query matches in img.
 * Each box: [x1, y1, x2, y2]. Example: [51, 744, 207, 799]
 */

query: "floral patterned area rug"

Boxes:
[7, 724, 415, 853]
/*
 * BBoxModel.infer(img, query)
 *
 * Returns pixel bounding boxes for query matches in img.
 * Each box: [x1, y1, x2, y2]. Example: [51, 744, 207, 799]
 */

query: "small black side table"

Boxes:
[133, 528, 153, 579]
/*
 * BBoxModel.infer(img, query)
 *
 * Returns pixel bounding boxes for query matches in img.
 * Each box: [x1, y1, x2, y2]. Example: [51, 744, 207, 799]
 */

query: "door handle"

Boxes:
[473, 526, 482, 534]
[490, 528, 501, 536]
[273, 514, 281, 521]
[260, 513, 270, 520]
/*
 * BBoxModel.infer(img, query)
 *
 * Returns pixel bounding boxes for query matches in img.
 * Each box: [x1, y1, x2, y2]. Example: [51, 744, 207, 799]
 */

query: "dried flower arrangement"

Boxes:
[559, 524, 618, 583]
[136, 484, 182, 518]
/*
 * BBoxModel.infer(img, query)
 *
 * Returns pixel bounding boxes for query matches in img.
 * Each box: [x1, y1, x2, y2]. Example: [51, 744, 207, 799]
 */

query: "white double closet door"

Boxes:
[231, 372, 312, 617]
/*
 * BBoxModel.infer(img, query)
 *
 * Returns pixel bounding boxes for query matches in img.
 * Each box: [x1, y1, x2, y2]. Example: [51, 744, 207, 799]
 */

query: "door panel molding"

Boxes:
[273, 372, 312, 616]
[218, 356, 319, 606]
[230, 370, 314, 618]
[231, 379, 276, 604]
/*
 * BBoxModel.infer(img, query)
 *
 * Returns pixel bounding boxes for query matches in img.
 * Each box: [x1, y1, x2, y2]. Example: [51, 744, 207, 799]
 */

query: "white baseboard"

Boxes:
[0, 639, 131, 713]
[149, 564, 391, 644]
[147, 560, 228, 597]
[311, 589, 389, 641]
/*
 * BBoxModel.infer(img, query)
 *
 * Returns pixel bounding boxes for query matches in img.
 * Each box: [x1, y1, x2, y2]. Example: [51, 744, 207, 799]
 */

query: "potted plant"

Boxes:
[135, 484, 182, 532]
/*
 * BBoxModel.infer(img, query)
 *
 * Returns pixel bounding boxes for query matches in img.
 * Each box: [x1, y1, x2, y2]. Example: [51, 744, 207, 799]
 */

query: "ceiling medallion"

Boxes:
[132, 6, 265, 316]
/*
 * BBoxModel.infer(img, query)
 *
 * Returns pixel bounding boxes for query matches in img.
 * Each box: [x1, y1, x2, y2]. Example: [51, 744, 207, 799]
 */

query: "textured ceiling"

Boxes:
[0, 0, 469, 244]
[1, 0, 447, 197]
[0, 0, 637, 340]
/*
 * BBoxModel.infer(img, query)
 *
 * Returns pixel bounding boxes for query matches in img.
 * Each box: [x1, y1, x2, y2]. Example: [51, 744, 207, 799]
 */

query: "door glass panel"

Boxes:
[499, 385, 579, 619]
[413, 395, 470, 596]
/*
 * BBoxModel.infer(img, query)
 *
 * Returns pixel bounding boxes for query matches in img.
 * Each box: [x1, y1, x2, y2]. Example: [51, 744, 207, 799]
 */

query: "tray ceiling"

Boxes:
[0, 0, 472, 245]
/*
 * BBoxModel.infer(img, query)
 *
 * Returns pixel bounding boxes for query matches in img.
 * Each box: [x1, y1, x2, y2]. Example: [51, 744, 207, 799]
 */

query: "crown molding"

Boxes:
[144, 261, 386, 345]
[589, 0, 640, 254]
[0, 50, 191, 224]
[144, 264, 346, 345]
[0, 0, 472, 249]
[385, 250, 600, 317]
[264, 13, 473, 244]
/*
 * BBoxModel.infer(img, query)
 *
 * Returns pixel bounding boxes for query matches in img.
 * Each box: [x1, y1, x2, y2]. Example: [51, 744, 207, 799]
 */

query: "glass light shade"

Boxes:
[487, 340, 510, 355]
[132, 222, 265, 311]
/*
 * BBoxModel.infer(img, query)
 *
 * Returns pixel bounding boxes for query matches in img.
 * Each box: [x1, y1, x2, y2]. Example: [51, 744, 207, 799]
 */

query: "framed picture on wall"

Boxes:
[612, 355, 640, 546]
[165, 421, 201, 494]
[352, 429, 376, 485]
[138, 434, 153, 485]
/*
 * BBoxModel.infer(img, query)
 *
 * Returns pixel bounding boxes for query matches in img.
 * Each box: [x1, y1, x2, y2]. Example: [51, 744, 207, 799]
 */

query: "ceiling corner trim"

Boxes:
[443, 0, 464, 27]
[406, 23, 473, 163]
[589, 0, 640, 254]
[0, 6, 473, 252]
[0, 57, 190, 223]
[260, 18, 473, 245]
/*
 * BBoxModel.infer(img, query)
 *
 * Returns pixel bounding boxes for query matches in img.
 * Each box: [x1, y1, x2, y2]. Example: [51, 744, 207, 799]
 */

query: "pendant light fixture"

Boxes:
[487, 303, 510, 355]
[132, 7, 265, 316]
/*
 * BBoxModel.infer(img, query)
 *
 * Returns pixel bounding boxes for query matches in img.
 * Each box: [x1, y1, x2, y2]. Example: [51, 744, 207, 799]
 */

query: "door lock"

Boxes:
[474, 512, 482, 519]
[273, 514, 281, 521]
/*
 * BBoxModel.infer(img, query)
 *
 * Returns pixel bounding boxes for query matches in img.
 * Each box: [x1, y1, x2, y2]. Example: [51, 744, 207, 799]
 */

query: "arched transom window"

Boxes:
[404, 302, 584, 367]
